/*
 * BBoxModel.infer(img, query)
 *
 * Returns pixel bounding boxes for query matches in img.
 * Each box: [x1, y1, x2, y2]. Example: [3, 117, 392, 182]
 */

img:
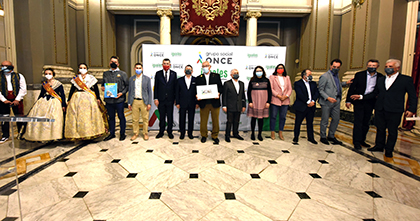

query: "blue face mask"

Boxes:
[202, 67, 209, 74]
[232, 74, 239, 79]
[384, 68, 394, 75]
[135, 69, 142, 75]
[256, 71, 263, 77]
[1, 66, 11, 73]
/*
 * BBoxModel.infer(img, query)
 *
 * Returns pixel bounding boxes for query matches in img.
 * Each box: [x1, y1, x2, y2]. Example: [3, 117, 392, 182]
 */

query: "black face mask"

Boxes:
[367, 67, 376, 73]
[110, 62, 118, 69]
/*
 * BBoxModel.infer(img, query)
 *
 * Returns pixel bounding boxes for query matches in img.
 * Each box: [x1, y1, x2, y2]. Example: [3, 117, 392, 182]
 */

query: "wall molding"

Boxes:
[53, 0, 69, 65]
[86, 0, 104, 67]
[349, 0, 369, 69]
[312, 0, 332, 71]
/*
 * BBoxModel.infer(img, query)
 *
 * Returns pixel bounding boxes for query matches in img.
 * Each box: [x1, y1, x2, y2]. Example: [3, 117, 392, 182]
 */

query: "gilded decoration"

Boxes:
[180, 0, 242, 37]
[192, 0, 229, 21]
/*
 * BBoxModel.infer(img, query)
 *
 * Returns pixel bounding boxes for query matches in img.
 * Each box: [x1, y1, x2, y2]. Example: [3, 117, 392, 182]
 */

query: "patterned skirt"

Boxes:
[65, 92, 106, 140]
[24, 97, 64, 141]
[247, 90, 269, 118]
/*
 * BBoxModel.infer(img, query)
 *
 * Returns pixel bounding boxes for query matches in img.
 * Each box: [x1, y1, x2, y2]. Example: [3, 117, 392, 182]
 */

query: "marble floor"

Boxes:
[0, 112, 420, 221]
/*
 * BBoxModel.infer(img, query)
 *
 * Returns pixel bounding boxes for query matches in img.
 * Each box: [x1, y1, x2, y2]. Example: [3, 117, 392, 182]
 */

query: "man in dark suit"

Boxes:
[293, 69, 319, 145]
[368, 59, 417, 157]
[176, 65, 198, 140]
[195, 61, 223, 144]
[154, 58, 177, 139]
[222, 69, 246, 142]
[346, 59, 383, 150]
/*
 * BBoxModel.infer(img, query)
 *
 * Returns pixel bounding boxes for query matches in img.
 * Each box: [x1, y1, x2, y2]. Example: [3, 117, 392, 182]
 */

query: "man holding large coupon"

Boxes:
[195, 61, 223, 144]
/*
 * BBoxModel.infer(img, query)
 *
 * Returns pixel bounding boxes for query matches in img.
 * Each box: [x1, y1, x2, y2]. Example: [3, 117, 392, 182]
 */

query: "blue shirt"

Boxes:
[364, 71, 377, 95]
[329, 70, 341, 97]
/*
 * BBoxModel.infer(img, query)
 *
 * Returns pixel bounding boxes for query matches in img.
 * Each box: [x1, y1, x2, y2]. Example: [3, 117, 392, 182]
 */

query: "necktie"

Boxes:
[164, 71, 168, 83]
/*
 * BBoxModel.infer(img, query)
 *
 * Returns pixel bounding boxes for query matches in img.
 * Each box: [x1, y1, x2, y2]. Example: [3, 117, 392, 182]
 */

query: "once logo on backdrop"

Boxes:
[205, 52, 233, 65]
[247, 54, 258, 58]
[171, 52, 182, 57]
[197, 52, 203, 64]
[246, 65, 257, 70]
[150, 52, 164, 57]
[152, 64, 163, 68]
[265, 54, 278, 59]
[266, 65, 276, 70]
[172, 64, 184, 69]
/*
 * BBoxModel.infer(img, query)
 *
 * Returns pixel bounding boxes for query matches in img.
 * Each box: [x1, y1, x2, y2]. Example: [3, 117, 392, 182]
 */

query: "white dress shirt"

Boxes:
[185, 76, 192, 90]
[232, 80, 240, 94]
[304, 79, 313, 104]
[278, 75, 285, 91]
[135, 75, 143, 99]
[385, 72, 399, 90]
[0, 72, 27, 102]
[205, 73, 210, 85]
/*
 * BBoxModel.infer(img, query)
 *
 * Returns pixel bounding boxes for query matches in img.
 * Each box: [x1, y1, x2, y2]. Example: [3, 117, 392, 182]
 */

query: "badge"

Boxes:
[256, 83, 259, 86]
[117, 74, 121, 77]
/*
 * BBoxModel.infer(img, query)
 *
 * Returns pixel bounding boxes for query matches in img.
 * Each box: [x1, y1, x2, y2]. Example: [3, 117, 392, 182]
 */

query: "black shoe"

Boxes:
[212, 138, 219, 144]
[168, 133, 174, 139]
[104, 134, 116, 141]
[308, 139, 318, 145]
[327, 137, 343, 145]
[156, 133, 164, 139]
[119, 134, 126, 141]
[385, 151, 393, 158]
[361, 142, 371, 148]
[251, 133, 255, 141]
[180, 134, 185, 140]
[320, 138, 330, 145]
[257, 134, 263, 141]
[188, 134, 194, 139]
[225, 136, 231, 143]
[201, 137, 206, 143]
[233, 135, 244, 140]
[354, 143, 362, 150]
[293, 138, 298, 145]
[368, 146, 384, 152]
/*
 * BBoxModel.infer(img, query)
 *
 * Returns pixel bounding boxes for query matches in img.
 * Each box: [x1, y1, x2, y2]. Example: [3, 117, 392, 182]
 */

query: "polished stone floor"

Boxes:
[0, 112, 420, 221]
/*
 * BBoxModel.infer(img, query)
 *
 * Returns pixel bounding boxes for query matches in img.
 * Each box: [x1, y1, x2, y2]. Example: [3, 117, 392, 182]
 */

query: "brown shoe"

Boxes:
[143, 134, 149, 141]
[130, 134, 138, 141]
[271, 131, 275, 140]
[279, 131, 284, 140]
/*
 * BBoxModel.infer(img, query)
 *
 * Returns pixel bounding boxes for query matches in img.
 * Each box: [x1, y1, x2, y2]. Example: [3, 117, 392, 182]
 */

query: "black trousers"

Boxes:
[158, 101, 174, 134]
[0, 103, 24, 138]
[352, 101, 374, 145]
[293, 108, 315, 141]
[226, 111, 241, 137]
[374, 110, 402, 153]
[179, 106, 195, 136]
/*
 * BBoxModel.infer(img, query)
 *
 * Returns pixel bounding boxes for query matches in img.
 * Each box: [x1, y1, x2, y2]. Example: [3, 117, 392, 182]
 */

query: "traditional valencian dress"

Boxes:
[24, 80, 66, 141]
[65, 74, 107, 140]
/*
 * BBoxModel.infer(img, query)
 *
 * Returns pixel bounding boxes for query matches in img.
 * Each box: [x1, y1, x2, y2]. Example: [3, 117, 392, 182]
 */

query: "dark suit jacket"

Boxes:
[153, 69, 177, 103]
[375, 73, 417, 113]
[222, 80, 246, 112]
[195, 72, 223, 108]
[293, 79, 319, 112]
[346, 70, 384, 104]
[176, 76, 197, 109]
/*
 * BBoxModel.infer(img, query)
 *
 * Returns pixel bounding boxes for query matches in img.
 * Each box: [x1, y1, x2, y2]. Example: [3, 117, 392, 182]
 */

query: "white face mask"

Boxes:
[45, 75, 53, 80]
[79, 69, 88, 75]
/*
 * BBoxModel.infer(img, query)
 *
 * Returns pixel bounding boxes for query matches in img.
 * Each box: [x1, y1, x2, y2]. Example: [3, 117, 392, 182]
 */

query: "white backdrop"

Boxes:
[142, 44, 286, 131]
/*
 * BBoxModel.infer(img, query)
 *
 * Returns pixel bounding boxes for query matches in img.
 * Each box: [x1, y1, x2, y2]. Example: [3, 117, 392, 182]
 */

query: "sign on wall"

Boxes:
[142, 44, 286, 131]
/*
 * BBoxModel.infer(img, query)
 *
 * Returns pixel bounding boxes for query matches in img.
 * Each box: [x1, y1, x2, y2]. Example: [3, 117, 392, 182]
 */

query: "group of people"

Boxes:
[0, 57, 417, 158]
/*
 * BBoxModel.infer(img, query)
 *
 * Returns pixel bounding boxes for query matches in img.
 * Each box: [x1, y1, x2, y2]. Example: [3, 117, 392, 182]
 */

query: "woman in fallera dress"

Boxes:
[24, 68, 66, 142]
[247, 66, 272, 141]
[65, 63, 107, 140]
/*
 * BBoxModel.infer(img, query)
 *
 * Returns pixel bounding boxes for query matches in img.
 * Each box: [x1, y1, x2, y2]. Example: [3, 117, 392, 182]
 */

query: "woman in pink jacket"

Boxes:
[269, 64, 292, 140]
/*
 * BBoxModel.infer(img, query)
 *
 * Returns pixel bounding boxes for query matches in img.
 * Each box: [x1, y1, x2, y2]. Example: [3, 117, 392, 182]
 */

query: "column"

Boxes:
[402, 0, 419, 76]
[245, 11, 261, 46]
[157, 9, 172, 45]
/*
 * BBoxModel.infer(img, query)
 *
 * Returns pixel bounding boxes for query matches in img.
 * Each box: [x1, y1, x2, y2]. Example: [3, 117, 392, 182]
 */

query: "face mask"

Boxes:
[185, 70, 192, 75]
[163, 65, 170, 71]
[202, 67, 209, 74]
[110, 62, 118, 69]
[367, 67, 376, 73]
[307, 75, 313, 81]
[331, 68, 339, 74]
[277, 69, 284, 75]
[385, 68, 394, 75]
[232, 74, 239, 79]
[135, 69, 142, 75]
[256, 71, 263, 77]
[79, 69, 88, 75]
[45, 75, 53, 80]
[1, 66, 6, 71]
[1, 66, 12, 73]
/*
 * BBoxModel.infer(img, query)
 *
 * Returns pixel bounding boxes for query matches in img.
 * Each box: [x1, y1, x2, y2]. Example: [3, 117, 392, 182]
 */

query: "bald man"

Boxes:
[195, 61, 223, 144]
[0, 61, 27, 143]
